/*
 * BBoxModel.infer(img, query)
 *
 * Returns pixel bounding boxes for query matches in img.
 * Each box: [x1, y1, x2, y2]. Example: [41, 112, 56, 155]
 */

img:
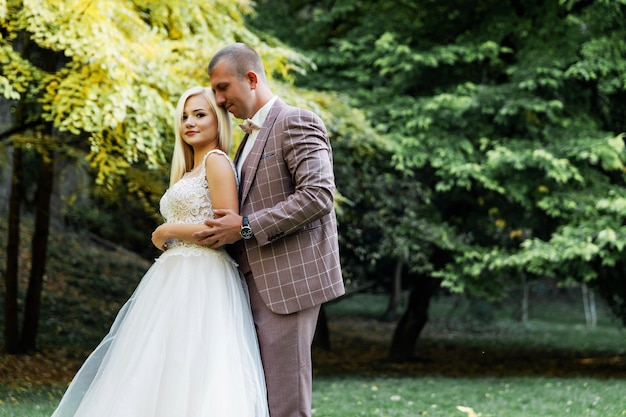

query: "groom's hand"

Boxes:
[194, 209, 243, 248]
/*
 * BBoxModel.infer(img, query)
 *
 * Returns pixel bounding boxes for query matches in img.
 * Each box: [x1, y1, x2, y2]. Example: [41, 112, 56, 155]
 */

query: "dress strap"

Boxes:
[202, 149, 228, 162]
[201, 149, 238, 186]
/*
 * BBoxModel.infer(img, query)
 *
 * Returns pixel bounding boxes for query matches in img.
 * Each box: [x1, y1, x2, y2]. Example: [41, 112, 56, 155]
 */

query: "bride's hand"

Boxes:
[151, 224, 169, 251]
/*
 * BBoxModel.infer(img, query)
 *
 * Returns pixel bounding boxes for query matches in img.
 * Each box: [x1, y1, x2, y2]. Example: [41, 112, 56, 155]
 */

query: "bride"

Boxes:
[51, 86, 269, 417]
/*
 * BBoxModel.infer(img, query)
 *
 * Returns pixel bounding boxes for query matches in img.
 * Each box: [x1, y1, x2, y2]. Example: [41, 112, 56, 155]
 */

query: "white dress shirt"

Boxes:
[236, 96, 278, 176]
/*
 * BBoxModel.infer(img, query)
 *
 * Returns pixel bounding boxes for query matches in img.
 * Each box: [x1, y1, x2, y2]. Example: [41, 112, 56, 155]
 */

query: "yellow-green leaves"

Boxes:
[2, 0, 319, 187]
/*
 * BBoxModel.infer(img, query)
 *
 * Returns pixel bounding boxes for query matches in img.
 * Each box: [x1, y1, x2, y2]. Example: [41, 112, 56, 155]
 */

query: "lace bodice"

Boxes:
[156, 150, 238, 264]
[160, 150, 236, 225]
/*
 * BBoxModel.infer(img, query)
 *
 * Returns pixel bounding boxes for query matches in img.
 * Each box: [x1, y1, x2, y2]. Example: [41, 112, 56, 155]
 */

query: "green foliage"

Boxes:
[1, 0, 379, 236]
[252, 0, 626, 322]
[63, 163, 170, 258]
[0, 0, 336, 186]
[1, 0, 382, 302]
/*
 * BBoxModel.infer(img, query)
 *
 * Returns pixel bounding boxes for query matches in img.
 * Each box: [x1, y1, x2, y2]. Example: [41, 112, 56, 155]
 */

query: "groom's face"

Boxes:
[210, 60, 255, 120]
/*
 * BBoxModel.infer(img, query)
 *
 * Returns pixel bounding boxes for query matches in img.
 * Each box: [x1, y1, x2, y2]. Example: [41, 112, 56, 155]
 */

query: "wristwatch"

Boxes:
[240, 216, 254, 240]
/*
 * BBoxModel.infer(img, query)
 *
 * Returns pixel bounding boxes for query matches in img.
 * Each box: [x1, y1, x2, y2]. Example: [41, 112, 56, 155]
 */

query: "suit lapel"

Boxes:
[234, 133, 249, 167]
[239, 99, 286, 203]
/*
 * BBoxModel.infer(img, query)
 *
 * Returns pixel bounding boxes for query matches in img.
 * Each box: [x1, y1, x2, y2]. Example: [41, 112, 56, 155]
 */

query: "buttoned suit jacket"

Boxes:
[232, 98, 345, 314]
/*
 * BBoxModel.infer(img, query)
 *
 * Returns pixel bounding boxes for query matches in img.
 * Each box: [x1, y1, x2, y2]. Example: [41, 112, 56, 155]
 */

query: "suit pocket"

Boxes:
[300, 219, 321, 232]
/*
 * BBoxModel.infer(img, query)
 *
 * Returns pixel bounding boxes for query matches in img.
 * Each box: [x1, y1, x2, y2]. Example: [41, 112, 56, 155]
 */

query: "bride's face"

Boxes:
[180, 94, 219, 149]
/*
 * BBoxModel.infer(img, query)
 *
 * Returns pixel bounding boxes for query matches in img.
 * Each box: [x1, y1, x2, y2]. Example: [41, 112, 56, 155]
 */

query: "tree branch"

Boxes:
[0, 121, 42, 143]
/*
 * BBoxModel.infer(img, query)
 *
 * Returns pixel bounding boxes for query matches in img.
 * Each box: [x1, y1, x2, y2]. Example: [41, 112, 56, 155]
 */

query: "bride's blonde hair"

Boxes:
[169, 86, 232, 187]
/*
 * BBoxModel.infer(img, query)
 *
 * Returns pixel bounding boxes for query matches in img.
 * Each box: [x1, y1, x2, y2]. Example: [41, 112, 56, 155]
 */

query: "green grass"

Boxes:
[0, 385, 63, 417]
[2, 377, 625, 417]
[312, 376, 626, 417]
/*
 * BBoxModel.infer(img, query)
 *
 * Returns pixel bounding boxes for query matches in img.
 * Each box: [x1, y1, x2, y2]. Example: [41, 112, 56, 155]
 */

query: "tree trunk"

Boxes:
[589, 289, 597, 328]
[582, 283, 597, 329]
[388, 273, 441, 361]
[381, 260, 403, 322]
[521, 273, 529, 324]
[20, 151, 54, 352]
[3, 146, 23, 354]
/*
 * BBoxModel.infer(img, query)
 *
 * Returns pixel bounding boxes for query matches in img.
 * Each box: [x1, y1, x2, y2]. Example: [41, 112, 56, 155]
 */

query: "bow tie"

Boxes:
[239, 118, 260, 134]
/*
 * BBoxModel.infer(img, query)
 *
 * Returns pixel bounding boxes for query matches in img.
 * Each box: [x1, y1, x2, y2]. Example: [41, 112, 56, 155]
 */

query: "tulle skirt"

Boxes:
[51, 244, 268, 417]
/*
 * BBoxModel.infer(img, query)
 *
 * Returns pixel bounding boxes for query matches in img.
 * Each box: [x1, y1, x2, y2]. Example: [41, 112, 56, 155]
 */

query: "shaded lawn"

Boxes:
[313, 315, 626, 379]
[313, 293, 626, 379]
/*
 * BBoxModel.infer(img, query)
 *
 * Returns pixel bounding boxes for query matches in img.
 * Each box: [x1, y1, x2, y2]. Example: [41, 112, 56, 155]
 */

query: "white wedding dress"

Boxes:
[52, 150, 268, 417]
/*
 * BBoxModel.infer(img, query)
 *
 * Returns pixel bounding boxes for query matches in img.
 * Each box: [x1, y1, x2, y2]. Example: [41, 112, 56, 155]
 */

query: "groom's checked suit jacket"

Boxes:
[232, 98, 345, 315]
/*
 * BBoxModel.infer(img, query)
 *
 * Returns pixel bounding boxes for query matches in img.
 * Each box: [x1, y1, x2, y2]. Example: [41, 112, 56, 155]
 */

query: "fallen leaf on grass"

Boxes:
[456, 405, 478, 417]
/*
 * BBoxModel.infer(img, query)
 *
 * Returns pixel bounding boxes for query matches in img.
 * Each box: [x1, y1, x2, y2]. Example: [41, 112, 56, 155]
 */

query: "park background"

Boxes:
[1, 0, 626, 416]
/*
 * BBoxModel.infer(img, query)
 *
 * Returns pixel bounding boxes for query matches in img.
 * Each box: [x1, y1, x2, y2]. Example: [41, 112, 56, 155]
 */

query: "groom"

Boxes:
[195, 43, 345, 417]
